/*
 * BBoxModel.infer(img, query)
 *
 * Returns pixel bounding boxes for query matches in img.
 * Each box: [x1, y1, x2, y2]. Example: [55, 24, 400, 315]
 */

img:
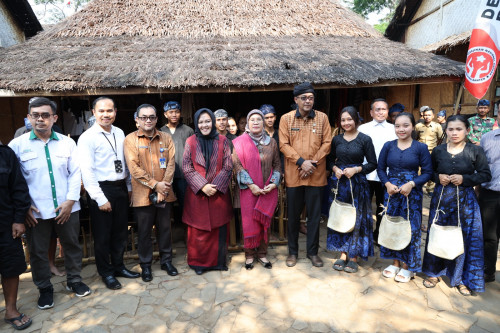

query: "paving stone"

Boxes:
[437, 310, 477, 329]
[113, 316, 135, 326]
[130, 315, 167, 332]
[214, 281, 242, 305]
[105, 294, 139, 316]
[181, 287, 201, 301]
[477, 315, 500, 332]
[176, 300, 204, 318]
[211, 312, 237, 333]
[469, 324, 495, 333]
[136, 305, 154, 316]
[291, 319, 308, 330]
[163, 287, 186, 306]
[427, 287, 454, 311]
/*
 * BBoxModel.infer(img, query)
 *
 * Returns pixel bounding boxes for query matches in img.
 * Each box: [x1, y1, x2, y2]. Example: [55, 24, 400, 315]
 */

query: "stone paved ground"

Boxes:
[1, 196, 500, 332]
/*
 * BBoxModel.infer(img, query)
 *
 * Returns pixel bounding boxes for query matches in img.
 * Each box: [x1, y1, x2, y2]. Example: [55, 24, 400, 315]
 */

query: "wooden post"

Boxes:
[454, 83, 465, 115]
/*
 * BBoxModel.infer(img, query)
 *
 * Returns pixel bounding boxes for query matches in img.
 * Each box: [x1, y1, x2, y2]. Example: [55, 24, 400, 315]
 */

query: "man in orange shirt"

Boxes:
[124, 104, 177, 282]
[279, 82, 332, 268]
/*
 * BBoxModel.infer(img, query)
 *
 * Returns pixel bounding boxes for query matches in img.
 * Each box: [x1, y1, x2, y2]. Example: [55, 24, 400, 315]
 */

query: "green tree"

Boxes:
[344, 0, 398, 33]
[347, 0, 398, 19]
[32, 0, 90, 23]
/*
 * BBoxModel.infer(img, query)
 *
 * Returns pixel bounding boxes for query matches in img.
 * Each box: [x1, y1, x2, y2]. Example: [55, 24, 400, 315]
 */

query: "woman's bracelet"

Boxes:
[409, 181, 416, 187]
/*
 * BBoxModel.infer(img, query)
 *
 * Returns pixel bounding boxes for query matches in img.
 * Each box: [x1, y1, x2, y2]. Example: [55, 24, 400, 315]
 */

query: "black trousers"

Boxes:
[479, 188, 500, 276]
[27, 212, 82, 289]
[88, 181, 129, 277]
[172, 177, 187, 224]
[287, 186, 322, 256]
[135, 203, 173, 268]
[369, 181, 384, 241]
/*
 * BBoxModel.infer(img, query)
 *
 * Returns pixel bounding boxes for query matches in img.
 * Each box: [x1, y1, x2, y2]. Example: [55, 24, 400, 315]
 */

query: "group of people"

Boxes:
[1, 83, 499, 330]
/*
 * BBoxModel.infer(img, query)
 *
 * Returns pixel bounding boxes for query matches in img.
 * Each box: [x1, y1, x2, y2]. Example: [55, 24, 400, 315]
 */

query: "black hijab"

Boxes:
[194, 108, 219, 171]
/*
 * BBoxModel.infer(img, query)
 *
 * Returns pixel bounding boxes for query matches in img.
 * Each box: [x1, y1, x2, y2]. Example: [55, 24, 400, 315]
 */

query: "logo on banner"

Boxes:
[465, 46, 496, 84]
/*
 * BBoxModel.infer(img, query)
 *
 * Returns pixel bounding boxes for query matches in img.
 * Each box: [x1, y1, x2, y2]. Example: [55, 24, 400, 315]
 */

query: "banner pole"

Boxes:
[454, 82, 465, 115]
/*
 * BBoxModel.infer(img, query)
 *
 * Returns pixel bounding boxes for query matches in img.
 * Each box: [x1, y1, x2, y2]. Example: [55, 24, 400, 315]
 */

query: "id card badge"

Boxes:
[114, 160, 123, 173]
[159, 157, 167, 169]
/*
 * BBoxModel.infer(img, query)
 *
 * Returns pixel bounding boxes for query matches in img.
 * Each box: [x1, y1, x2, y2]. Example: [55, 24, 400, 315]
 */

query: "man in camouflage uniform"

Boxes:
[468, 99, 495, 145]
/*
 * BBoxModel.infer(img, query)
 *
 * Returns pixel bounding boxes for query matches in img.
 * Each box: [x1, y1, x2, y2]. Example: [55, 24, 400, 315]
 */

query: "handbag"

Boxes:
[427, 186, 464, 260]
[327, 177, 356, 233]
[378, 194, 412, 251]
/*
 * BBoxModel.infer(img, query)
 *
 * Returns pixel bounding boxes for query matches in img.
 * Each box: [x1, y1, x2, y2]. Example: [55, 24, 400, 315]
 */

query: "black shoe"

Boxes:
[66, 281, 91, 297]
[102, 276, 122, 290]
[258, 258, 272, 269]
[161, 262, 178, 276]
[141, 267, 153, 282]
[245, 259, 254, 270]
[38, 286, 54, 310]
[114, 268, 140, 279]
[485, 273, 496, 283]
[195, 268, 204, 275]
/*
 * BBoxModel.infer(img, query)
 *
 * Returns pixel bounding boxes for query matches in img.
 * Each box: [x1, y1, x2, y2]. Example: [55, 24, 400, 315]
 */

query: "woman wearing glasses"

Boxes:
[182, 108, 233, 275]
[327, 106, 377, 273]
[232, 109, 281, 269]
[377, 112, 433, 283]
[422, 115, 491, 296]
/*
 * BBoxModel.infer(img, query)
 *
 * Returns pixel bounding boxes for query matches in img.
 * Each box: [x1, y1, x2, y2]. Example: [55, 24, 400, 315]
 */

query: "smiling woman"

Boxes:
[182, 108, 233, 275]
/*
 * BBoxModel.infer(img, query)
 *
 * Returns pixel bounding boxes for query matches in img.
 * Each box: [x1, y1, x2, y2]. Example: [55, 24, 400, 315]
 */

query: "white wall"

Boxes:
[405, 0, 478, 50]
[0, 1, 24, 48]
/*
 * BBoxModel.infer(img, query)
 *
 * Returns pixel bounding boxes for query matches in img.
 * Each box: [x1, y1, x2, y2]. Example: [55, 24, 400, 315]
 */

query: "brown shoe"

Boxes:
[286, 255, 297, 267]
[307, 255, 324, 267]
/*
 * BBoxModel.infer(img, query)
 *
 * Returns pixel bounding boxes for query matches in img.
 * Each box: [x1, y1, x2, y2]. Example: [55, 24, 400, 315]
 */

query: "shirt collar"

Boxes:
[93, 123, 115, 134]
[295, 109, 316, 119]
[29, 129, 59, 141]
[137, 128, 159, 138]
[372, 120, 388, 127]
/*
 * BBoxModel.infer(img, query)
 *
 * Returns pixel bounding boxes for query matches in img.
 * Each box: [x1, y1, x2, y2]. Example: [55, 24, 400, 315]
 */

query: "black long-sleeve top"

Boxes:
[0, 145, 30, 231]
[327, 132, 377, 174]
[431, 143, 492, 187]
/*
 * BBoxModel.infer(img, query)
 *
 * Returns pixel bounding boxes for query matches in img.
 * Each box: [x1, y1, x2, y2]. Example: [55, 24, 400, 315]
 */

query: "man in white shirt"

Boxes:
[78, 97, 139, 290]
[358, 98, 397, 243]
[9, 97, 91, 310]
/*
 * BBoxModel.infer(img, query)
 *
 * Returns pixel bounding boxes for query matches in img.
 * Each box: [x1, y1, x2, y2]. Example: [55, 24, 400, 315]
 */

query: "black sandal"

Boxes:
[258, 258, 272, 269]
[423, 277, 440, 288]
[245, 259, 254, 270]
[4, 313, 32, 330]
[333, 259, 347, 271]
[343, 261, 359, 273]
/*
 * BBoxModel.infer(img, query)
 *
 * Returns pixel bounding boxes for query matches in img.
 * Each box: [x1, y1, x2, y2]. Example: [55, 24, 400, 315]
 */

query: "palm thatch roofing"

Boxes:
[0, 0, 464, 95]
[2, 0, 43, 39]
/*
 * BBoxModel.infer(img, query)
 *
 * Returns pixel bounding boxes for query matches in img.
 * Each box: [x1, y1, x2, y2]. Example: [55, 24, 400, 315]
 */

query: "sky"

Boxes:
[29, 0, 387, 26]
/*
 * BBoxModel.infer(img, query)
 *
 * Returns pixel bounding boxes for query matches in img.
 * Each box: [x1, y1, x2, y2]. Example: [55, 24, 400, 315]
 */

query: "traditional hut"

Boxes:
[0, 0, 465, 142]
[385, 0, 493, 115]
[0, 0, 42, 48]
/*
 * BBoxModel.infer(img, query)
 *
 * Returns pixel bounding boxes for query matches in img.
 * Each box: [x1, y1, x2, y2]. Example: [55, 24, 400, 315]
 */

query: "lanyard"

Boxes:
[102, 132, 118, 158]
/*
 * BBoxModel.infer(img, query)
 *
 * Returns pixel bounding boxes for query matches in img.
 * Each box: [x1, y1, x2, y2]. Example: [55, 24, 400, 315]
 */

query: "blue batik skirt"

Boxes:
[379, 170, 424, 272]
[326, 166, 374, 260]
[422, 184, 484, 292]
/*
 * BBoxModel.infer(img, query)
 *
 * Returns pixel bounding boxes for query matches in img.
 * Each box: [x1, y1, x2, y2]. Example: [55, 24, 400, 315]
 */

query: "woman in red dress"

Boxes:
[182, 108, 233, 275]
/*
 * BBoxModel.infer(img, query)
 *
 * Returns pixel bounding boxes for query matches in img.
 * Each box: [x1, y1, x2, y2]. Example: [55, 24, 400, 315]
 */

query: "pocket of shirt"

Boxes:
[20, 152, 39, 171]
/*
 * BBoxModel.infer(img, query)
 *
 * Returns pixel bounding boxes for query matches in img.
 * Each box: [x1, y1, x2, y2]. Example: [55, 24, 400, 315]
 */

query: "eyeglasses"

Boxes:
[30, 113, 53, 119]
[137, 116, 157, 121]
[299, 96, 314, 101]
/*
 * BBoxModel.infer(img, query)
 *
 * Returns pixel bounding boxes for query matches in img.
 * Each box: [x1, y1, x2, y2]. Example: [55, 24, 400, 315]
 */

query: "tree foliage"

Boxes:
[32, 0, 91, 23]
[347, 0, 398, 18]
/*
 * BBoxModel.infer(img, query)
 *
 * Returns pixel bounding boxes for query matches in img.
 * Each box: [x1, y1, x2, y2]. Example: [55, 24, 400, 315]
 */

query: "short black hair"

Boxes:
[446, 115, 470, 130]
[371, 98, 388, 110]
[92, 96, 115, 110]
[395, 112, 416, 127]
[28, 97, 57, 115]
[340, 106, 360, 125]
[136, 104, 157, 117]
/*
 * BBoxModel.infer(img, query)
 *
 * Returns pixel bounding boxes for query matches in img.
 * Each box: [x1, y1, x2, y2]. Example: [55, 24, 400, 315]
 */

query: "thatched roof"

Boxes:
[385, 0, 422, 43]
[421, 31, 470, 53]
[0, 0, 464, 94]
